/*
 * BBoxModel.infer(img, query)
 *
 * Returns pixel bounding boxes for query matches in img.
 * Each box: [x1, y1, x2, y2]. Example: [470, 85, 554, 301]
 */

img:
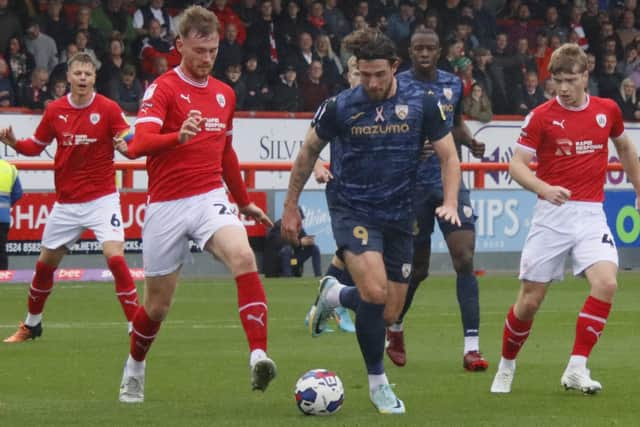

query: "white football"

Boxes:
[294, 369, 344, 416]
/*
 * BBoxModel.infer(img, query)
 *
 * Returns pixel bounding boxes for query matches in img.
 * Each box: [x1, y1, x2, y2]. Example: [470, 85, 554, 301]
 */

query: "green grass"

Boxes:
[1, 273, 639, 426]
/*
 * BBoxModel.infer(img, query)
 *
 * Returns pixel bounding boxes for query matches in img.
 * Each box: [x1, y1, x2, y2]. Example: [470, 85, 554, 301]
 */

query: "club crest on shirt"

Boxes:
[216, 93, 226, 107]
[596, 113, 607, 128]
[395, 104, 408, 120]
[142, 83, 157, 101]
[90, 113, 100, 124]
[443, 87, 453, 100]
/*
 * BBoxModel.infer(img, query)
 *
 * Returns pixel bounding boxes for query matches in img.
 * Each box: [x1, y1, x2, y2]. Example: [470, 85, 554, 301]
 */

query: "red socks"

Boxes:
[572, 296, 611, 357]
[107, 255, 139, 321]
[236, 272, 268, 352]
[130, 307, 162, 362]
[27, 261, 57, 315]
[502, 305, 533, 360]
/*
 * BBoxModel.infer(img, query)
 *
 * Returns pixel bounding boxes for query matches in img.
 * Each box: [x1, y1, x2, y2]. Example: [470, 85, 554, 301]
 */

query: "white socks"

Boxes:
[25, 313, 42, 327]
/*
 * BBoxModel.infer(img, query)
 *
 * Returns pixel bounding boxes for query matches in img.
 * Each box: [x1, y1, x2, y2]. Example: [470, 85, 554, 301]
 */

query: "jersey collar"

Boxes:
[67, 92, 96, 109]
[556, 94, 590, 111]
[174, 66, 209, 88]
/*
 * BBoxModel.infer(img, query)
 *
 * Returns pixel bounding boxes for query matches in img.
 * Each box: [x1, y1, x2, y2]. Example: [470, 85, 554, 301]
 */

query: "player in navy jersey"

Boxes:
[385, 28, 490, 371]
[282, 28, 461, 414]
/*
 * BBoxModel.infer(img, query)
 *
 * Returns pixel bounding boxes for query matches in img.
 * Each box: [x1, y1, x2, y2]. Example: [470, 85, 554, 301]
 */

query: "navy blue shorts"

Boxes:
[329, 207, 413, 283]
[413, 183, 477, 247]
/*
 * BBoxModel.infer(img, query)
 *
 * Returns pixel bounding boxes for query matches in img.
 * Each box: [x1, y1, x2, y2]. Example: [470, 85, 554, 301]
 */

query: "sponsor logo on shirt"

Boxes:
[61, 132, 98, 146]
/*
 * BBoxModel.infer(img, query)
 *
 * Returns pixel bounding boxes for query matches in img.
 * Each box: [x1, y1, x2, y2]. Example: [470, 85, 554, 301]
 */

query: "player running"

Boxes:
[387, 28, 488, 371]
[490, 43, 640, 394]
[282, 28, 461, 414]
[0, 52, 139, 342]
[114, 6, 276, 403]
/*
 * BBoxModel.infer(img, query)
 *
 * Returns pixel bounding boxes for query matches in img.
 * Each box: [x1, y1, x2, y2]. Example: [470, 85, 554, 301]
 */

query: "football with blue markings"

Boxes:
[294, 369, 344, 416]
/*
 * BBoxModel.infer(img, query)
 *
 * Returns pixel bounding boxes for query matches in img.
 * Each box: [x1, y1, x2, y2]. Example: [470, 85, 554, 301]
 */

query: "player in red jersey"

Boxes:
[0, 53, 139, 342]
[113, 6, 276, 403]
[490, 44, 640, 394]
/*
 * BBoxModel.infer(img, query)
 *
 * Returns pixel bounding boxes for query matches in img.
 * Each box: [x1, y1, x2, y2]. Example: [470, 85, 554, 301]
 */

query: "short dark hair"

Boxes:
[343, 28, 398, 62]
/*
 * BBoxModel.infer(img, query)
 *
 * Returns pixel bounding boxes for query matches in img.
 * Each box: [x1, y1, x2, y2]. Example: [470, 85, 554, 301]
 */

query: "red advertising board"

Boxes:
[8, 191, 267, 255]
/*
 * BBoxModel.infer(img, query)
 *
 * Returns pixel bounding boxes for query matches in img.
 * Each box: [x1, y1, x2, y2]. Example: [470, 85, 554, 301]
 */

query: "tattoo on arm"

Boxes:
[286, 129, 329, 204]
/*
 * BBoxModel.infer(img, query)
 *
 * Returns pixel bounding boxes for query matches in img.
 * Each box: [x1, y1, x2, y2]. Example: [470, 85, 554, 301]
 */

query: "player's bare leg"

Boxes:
[4, 246, 66, 343]
[208, 225, 276, 392]
[561, 261, 617, 394]
[103, 241, 139, 334]
[491, 281, 548, 393]
[120, 270, 180, 403]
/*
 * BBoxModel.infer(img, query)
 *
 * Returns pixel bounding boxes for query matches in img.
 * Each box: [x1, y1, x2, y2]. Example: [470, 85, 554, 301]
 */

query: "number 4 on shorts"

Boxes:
[601, 234, 614, 247]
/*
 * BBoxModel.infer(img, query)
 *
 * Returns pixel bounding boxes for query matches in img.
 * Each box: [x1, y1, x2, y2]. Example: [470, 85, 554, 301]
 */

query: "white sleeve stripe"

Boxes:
[31, 136, 49, 146]
[515, 143, 536, 154]
[135, 117, 163, 126]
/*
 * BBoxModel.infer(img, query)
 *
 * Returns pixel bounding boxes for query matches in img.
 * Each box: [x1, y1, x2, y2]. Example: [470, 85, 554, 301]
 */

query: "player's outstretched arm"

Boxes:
[0, 126, 17, 148]
[433, 132, 461, 226]
[509, 147, 571, 205]
[282, 127, 328, 244]
[612, 133, 640, 207]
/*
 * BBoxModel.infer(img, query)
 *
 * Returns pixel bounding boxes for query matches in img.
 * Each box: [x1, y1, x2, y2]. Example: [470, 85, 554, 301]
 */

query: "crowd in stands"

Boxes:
[2, 0, 640, 118]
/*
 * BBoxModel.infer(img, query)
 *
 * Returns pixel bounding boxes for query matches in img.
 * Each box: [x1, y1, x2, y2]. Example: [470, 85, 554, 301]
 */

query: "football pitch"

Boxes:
[1, 273, 639, 427]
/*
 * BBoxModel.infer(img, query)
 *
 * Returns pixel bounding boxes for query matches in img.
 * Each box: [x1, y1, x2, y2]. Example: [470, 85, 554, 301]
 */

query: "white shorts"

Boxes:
[42, 192, 125, 250]
[519, 200, 618, 283]
[142, 188, 243, 276]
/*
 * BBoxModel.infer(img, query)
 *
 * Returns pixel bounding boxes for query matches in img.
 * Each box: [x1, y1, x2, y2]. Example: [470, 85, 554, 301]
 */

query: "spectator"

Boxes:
[587, 52, 599, 96]
[313, 33, 342, 90]
[454, 16, 479, 53]
[0, 156, 22, 270]
[596, 22, 624, 64]
[50, 42, 78, 85]
[108, 63, 143, 113]
[470, 0, 496, 49]
[0, 0, 23, 54]
[0, 57, 14, 106]
[143, 55, 169, 86]
[511, 37, 537, 88]
[242, 53, 272, 110]
[211, 0, 248, 45]
[514, 71, 545, 115]
[24, 20, 58, 75]
[542, 78, 555, 101]
[38, 0, 69, 53]
[456, 56, 475, 97]
[5, 36, 35, 91]
[48, 79, 67, 103]
[598, 53, 623, 100]
[463, 82, 492, 122]
[567, 5, 588, 51]
[98, 37, 126, 94]
[504, 3, 538, 51]
[386, 0, 415, 46]
[214, 22, 244, 78]
[423, 12, 441, 39]
[438, 38, 464, 73]
[244, 0, 285, 81]
[139, 18, 180, 77]
[533, 32, 552, 84]
[222, 63, 246, 110]
[133, 0, 176, 40]
[414, 0, 433, 23]
[581, 0, 601, 45]
[73, 6, 106, 60]
[91, 0, 136, 46]
[617, 43, 640, 77]
[617, 9, 640, 49]
[438, 0, 463, 38]
[614, 78, 640, 120]
[323, 0, 350, 48]
[299, 59, 329, 111]
[73, 30, 102, 70]
[541, 5, 568, 44]
[472, 47, 509, 114]
[277, 0, 312, 47]
[271, 63, 300, 111]
[17, 68, 49, 110]
[287, 31, 317, 76]
[306, 1, 326, 37]
[234, 0, 260, 29]
[264, 208, 321, 278]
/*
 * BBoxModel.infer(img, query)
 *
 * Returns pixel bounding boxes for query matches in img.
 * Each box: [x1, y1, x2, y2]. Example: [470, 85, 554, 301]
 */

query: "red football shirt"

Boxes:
[135, 66, 235, 202]
[516, 96, 624, 202]
[32, 93, 129, 203]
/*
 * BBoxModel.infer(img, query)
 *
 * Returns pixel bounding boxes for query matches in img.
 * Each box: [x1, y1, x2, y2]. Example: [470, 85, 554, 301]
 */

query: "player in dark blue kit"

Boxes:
[282, 28, 461, 415]
[385, 28, 489, 371]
